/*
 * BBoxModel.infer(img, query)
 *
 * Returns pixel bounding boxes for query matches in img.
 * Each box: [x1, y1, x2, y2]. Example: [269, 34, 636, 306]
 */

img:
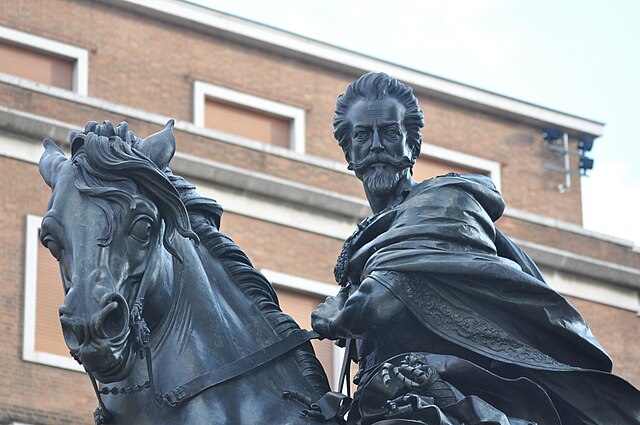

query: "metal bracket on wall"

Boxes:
[544, 131, 574, 193]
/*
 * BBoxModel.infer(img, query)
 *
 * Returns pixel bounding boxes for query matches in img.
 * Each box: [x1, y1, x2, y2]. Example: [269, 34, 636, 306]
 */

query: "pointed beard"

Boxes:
[358, 165, 404, 195]
[350, 154, 412, 196]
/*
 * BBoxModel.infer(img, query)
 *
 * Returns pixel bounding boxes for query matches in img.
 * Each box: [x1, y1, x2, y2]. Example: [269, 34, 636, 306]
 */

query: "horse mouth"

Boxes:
[90, 342, 137, 383]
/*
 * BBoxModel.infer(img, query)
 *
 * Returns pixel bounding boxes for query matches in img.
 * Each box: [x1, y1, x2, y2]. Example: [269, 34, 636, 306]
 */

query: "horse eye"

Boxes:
[130, 217, 154, 243]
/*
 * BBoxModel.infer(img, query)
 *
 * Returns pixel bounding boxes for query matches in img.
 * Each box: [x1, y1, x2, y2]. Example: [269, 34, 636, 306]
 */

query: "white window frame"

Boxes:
[261, 269, 338, 299]
[193, 81, 306, 154]
[421, 144, 502, 193]
[0, 25, 89, 95]
[23, 214, 84, 373]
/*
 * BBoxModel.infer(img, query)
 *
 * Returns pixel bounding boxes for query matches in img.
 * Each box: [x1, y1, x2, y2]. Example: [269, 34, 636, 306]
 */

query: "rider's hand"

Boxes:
[311, 286, 350, 340]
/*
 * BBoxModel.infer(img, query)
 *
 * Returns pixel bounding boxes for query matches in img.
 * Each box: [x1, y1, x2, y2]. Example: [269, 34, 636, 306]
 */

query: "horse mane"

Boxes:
[167, 171, 331, 397]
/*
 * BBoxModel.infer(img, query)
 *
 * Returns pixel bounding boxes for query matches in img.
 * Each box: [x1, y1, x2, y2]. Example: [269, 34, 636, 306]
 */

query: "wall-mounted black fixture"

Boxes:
[544, 129, 597, 191]
[577, 136, 595, 176]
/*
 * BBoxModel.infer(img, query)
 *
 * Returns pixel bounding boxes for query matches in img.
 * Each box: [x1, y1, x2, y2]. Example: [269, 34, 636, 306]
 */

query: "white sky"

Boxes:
[191, 0, 640, 244]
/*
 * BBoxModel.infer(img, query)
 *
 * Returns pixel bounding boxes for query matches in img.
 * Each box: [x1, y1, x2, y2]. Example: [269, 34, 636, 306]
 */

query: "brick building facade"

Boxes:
[0, 1, 638, 423]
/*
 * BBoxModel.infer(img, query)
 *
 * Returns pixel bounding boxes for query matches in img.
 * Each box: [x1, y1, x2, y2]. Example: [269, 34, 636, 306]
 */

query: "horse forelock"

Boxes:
[69, 130, 197, 259]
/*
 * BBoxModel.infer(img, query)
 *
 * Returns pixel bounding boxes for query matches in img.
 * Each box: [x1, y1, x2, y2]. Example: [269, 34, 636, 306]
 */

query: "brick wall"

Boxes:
[420, 94, 584, 223]
[568, 296, 640, 388]
[1, 0, 585, 223]
[498, 215, 640, 269]
[0, 82, 367, 199]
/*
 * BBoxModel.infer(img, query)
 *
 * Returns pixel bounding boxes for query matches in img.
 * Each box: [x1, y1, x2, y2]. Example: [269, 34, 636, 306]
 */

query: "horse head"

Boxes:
[39, 120, 197, 384]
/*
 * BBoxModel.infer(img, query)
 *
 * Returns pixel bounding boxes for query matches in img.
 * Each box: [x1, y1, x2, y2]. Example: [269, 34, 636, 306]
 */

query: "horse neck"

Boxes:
[146, 237, 280, 389]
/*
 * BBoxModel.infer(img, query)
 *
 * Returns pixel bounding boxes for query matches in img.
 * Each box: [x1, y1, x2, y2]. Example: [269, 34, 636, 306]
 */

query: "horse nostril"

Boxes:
[96, 294, 129, 339]
[60, 315, 86, 351]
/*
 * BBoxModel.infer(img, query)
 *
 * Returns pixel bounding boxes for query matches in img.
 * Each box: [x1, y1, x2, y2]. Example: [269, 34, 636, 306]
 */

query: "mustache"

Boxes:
[348, 154, 412, 172]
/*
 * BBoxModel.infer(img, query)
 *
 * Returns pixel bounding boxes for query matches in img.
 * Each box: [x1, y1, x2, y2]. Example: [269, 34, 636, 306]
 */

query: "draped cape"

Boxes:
[345, 174, 640, 425]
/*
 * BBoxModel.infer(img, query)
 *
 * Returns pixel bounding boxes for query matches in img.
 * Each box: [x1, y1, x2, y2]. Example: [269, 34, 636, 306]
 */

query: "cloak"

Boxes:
[343, 173, 640, 425]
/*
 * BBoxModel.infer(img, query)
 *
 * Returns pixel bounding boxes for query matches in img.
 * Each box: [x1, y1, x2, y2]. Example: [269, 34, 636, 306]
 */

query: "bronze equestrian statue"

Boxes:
[312, 72, 640, 425]
[39, 73, 640, 424]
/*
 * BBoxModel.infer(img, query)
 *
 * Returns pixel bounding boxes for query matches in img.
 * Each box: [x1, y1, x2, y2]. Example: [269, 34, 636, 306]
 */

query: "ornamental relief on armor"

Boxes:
[379, 271, 564, 368]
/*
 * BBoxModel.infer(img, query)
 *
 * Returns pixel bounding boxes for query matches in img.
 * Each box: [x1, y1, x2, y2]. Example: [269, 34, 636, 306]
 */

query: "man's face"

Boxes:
[346, 98, 412, 195]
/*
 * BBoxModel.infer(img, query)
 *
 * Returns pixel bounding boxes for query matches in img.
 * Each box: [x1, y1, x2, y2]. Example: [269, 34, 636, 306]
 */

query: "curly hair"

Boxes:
[333, 72, 425, 164]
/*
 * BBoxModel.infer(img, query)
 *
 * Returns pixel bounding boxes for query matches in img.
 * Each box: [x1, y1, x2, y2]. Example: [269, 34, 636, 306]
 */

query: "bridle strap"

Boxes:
[86, 266, 321, 419]
[89, 370, 111, 425]
[158, 329, 320, 407]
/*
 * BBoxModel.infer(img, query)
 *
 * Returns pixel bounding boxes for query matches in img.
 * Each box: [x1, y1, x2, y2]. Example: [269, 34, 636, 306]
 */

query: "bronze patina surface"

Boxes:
[312, 72, 640, 425]
[39, 121, 344, 424]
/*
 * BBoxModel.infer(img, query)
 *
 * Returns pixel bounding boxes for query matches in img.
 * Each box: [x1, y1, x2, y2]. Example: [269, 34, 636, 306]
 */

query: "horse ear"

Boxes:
[39, 139, 67, 188]
[134, 120, 176, 170]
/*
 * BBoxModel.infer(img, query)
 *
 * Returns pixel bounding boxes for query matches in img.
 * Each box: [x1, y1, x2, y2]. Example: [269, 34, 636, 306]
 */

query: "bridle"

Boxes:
[72, 268, 155, 424]
[73, 275, 319, 425]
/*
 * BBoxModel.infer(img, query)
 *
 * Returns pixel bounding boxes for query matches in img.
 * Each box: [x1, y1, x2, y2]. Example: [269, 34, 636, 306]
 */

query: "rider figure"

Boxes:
[312, 72, 640, 425]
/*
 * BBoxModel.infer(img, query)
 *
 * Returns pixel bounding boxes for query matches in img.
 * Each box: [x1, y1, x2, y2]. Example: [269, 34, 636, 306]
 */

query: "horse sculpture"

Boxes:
[38, 120, 346, 424]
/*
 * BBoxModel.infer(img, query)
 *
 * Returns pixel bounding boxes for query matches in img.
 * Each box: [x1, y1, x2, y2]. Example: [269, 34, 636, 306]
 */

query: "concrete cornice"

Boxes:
[0, 105, 76, 143]
[1, 92, 627, 246]
[513, 238, 640, 289]
[170, 152, 370, 219]
[260, 269, 337, 297]
[100, 0, 605, 137]
[504, 207, 637, 249]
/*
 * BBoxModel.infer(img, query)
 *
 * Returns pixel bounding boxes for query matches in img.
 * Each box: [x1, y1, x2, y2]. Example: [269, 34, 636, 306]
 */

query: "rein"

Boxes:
[83, 293, 319, 424]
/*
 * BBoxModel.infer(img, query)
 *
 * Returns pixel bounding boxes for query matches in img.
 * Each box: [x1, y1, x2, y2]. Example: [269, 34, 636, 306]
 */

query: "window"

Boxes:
[416, 144, 502, 192]
[412, 156, 485, 182]
[0, 25, 88, 95]
[23, 215, 83, 372]
[0, 40, 74, 90]
[193, 81, 305, 153]
[204, 98, 291, 148]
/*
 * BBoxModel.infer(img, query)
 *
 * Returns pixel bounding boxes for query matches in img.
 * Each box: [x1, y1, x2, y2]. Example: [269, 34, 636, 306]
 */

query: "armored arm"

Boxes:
[311, 277, 406, 340]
